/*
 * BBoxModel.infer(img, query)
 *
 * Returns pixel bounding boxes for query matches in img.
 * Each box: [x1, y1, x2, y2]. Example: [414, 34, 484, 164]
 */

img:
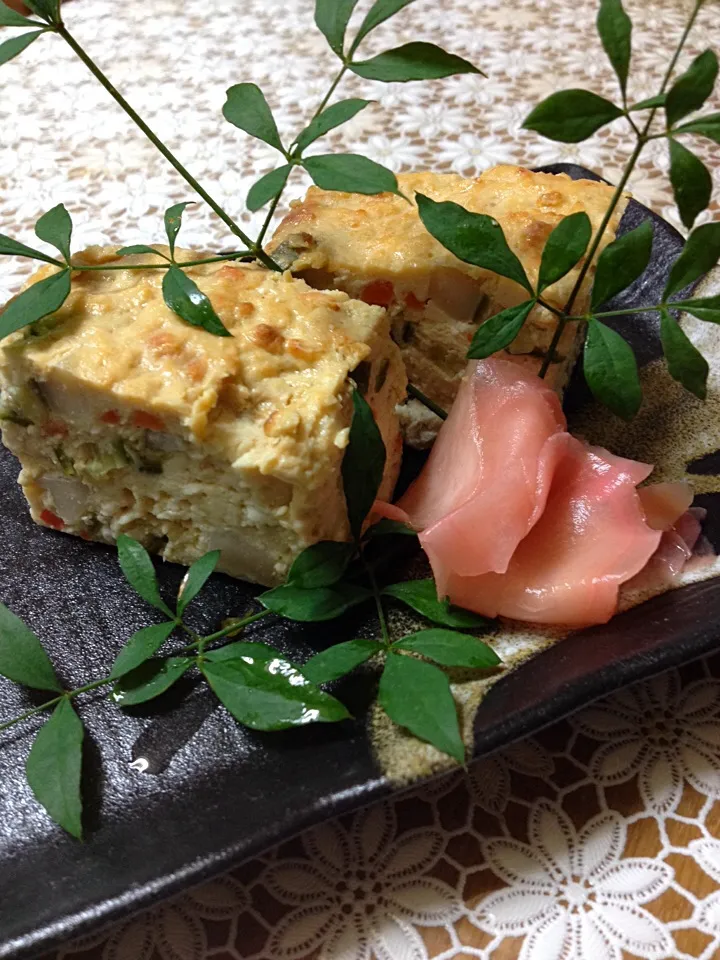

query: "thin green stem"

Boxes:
[634, 0, 703, 145]
[68, 677, 114, 698]
[585, 303, 666, 320]
[0, 696, 62, 733]
[571, 139, 645, 317]
[539, 137, 644, 377]
[70, 253, 251, 273]
[363, 556, 390, 645]
[537, 297, 565, 319]
[314, 64, 348, 121]
[625, 112, 643, 138]
[654, 0, 704, 108]
[407, 383, 448, 420]
[179, 623, 202, 645]
[260, 62, 349, 249]
[538, 0, 702, 379]
[0, 676, 112, 734]
[256, 186, 288, 248]
[181, 609, 273, 653]
[290, 64, 348, 152]
[55, 25, 281, 272]
[585, 298, 704, 320]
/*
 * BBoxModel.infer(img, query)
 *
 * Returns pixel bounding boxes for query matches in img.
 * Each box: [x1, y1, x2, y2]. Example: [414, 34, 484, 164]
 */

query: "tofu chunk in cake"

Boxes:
[270, 166, 628, 446]
[0, 248, 406, 585]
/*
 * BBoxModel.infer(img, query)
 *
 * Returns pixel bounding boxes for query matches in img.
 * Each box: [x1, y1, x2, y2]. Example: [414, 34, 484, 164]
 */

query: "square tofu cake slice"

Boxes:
[270, 166, 628, 446]
[0, 248, 406, 586]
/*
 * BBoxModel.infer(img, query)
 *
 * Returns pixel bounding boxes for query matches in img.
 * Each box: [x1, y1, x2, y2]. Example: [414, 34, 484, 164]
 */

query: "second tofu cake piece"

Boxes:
[270, 166, 628, 445]
[0, 248, 405, 586]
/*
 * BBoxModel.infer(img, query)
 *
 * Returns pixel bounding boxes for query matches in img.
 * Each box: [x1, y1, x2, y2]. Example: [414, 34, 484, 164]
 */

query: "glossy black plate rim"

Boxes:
[3, 163, 719, 960]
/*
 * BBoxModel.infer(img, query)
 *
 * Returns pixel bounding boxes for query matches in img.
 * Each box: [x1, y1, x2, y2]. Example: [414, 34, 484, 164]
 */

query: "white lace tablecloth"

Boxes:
[1, 0, 718, 958]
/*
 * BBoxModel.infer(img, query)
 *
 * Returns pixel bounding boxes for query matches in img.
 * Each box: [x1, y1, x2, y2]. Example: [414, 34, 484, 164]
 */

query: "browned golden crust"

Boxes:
[0, 247, 406, 583]
[271, 166, 628, 443]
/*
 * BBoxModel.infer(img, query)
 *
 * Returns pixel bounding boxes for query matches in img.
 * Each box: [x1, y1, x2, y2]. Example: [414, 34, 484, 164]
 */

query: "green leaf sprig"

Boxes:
[0, 0, 715, 829]
[0, 393, 499, 835]
[0, 540, 349, 835]
[1, 0, 716, 419]
[0, 0, 491, 833]
[262, 386, 500, 765]
[226, 0, 480, 216]
[414, 0, 719, 419]
[0, 0, 482, 353]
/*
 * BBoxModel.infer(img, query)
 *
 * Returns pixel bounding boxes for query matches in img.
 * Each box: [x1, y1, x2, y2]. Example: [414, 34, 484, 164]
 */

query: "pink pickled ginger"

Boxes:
[442, 438, 662, 626]
[390, 359, 701, 628]
[399, 359, 565, 590]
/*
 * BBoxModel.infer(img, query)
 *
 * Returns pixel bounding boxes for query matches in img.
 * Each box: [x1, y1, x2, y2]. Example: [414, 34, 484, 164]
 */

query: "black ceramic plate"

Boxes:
[1, 164, 718, 959]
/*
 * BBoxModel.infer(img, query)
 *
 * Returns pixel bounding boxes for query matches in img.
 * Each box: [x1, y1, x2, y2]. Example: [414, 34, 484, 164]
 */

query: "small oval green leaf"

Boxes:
[296, 99, 372, 153]
[0, 233, 62, 265]
[629, 93, 666, 111]
[669, 138, 712, 231]
[112, 657, 193, 707]
[538, 211, 592, 293]
[591, 220, 654, 309]
[177, 551, 220, 615]
[416, 194, 532, 293]
[467, 300, 535, 360]
[202, 655, 350, 730]
[116, 534, 175, 618]
[26, 699, 84, 838]
[204, 641, 280, 663]
[677, 294, 720, 324]
[378, 653, 464, 763]
[164, 202, 193, 259]
[0, 603, 61, 691]
[523, 90, 623, 143]
[223, 83, 284, 153]
[351, 42, 482, 83]
[25, 0, 58, 21]
[664, 223, 720, 298]
[0, 2, 42, 26]
[350, 0, 416, 53]
[259, 582, 372, 622]
[287, 541, 355, 590]
[302, 638, 382, 684]
[109, 621, 176, 680]
[314, 0, 359, 55]
[660, 308, 708, 400]
[115, 244, 168, 259]
[597, 0, 631, 95]
[0, 29, 43, 66]
[0, 268, 71, 340]
[363, 518, 417, 539]
[666, 50, 719, 128]
[393, 628, 501, 668]
[303, 153, 399, 196]
[675, 112, 720, 145]
[162, 266, 231, 337]
[342, 388, 387, 539]
[35, 203, 72, 263]
[246, 164, 292, 212]
[583, 317, 642, 420]
[382, 579, 492, 629]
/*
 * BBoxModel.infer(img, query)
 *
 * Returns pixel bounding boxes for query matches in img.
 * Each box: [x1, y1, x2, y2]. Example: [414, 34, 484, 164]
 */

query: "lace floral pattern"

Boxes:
[56, 655, 720, 960]
[3, 0, 716, 957]
[477, 803, 674, 959]
[1, 0, 718, 303]
[263, 805, 463, 960]
[572, 673, 720, 815]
